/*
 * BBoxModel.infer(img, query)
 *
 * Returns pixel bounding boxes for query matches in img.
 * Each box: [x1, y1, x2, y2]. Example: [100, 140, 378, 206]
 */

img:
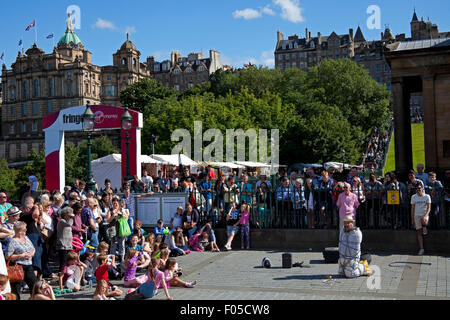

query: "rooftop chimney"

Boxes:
[349, 28, 354, 42]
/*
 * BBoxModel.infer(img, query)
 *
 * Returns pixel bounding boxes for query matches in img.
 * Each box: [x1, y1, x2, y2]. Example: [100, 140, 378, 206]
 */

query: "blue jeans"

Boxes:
[89, 230, 99, 249]
[187, 226, 198, 238]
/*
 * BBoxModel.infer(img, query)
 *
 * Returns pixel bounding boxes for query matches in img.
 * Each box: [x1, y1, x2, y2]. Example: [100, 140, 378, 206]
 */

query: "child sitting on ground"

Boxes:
[123, 249, 148, 288]
[125, 257, 173, 300]
[58, 251, 87, 292]
[154, 219, 165, 238]
[93, 279, 115, 300]
[81, 249, 96, 285]
[151, 243, 160, 258]
[143, 234, 155, 256]
[163, 258, 196, 288]
[127, 234, 150, 269]
[94, 242, 121, 280]
[95, 254, 123, 297]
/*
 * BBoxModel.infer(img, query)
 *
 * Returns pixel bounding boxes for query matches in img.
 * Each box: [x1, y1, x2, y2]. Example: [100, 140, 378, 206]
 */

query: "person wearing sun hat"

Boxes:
[1, 207, 22, 250]
[338, 215, 372, 278]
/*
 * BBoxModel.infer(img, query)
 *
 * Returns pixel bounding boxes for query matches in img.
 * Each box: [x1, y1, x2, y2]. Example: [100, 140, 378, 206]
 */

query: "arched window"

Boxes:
[133, 58, 137, 66]
[122, 58, 127, 65]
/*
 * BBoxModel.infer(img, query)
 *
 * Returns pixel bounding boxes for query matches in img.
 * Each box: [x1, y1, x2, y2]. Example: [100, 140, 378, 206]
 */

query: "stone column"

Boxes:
[422, 71, 438, 172]
[391, 77, 413, 180]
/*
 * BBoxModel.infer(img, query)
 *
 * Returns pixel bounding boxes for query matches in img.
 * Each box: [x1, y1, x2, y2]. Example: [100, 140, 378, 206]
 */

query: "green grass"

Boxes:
[385, 123, 425, 174]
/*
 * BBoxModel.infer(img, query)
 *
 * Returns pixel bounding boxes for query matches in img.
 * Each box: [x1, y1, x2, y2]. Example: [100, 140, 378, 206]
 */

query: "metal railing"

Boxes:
[168, 184, 450, 231]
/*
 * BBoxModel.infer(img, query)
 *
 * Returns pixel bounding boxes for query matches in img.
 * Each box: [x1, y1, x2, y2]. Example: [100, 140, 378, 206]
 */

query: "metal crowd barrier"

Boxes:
[158, 185, 450, 231]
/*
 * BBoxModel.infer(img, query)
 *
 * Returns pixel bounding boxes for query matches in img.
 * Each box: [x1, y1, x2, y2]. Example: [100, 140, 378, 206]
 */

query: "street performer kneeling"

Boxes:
[338, 216, 372, 278]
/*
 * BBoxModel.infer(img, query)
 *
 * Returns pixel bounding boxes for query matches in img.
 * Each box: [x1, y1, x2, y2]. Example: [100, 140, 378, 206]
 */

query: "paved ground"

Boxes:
[23, 250, 450, 300]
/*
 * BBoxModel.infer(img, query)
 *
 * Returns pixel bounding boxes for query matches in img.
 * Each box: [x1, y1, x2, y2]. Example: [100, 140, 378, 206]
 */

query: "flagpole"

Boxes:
[35, 19, 37, 45]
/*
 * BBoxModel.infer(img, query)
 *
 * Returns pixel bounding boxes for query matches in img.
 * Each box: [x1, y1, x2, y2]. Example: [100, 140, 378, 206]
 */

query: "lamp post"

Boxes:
[121, 105, 134, 182]
[82, 101, 96, 192]
[151, 134, 159, 155]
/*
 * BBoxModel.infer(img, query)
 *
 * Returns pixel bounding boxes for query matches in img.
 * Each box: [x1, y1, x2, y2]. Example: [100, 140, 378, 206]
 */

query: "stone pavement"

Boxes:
[23, 250, 450, 300]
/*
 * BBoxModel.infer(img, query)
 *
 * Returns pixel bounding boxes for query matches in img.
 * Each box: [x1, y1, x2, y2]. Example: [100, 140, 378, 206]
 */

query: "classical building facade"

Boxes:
[1, 18, 223, 164]
[0, 23, 149, 163]
[148, 50, 222, 92]
[274, 10, 450, 90]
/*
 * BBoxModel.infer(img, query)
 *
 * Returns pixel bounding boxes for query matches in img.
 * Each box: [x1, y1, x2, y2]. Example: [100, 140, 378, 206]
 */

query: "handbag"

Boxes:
[7, 258, 25, 283]
[118, 216, 131, 238]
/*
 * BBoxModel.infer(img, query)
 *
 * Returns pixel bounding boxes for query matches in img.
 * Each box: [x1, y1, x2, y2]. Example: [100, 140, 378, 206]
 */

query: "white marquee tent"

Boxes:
[92, 154, 166, 191]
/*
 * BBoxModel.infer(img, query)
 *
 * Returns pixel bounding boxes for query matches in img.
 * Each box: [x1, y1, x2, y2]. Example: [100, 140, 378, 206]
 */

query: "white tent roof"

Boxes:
[150, 154, 197, 166]
[234, 161, 272, 168]
[92, 154, 122, 164]
[209, 162, 245, 169]
[140, 155, 166, 164]
[92, 154, 165, 165]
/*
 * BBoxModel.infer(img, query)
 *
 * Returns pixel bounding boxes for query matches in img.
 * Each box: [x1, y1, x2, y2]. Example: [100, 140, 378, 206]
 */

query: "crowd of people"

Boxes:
[0, 163, 449, 300]
[363, 127, 391, 171]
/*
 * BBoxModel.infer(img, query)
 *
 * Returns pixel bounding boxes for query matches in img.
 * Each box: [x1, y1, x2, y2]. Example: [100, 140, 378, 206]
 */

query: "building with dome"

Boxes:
[0, 20, 150, 163]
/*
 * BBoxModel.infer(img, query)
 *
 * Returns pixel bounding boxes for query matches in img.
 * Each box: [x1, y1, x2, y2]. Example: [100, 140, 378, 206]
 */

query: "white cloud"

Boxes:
[232, 8, 262, 20]
[262, 6, 276, 16]
[273, 0, 305, 23]
[94, 18, 117, 31]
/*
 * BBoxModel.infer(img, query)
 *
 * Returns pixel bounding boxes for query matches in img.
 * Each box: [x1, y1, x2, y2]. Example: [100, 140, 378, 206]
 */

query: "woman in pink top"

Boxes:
[337, 183, 360, 232]
[238, 203, 250, 249]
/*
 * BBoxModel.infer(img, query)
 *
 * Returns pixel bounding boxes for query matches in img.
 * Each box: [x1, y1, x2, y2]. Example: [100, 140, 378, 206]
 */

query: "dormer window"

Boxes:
[310, 41, 315, 48]
[185, 67, 192, 73]
[173, 68, 181, 75]
[294, 42, 298, 49]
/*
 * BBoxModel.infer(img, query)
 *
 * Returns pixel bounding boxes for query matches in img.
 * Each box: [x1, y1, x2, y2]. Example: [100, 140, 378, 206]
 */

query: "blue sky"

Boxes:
[0, 0, 449, 69]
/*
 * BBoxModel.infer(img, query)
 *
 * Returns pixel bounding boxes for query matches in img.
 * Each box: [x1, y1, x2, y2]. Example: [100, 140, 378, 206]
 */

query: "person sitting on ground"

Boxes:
[127, 234, 150, 269]
[199, 219, 220, 252]
[125, 257, 173, 300]
[58, 251, 87, 292]
[95, 254, 123, 297]
[163, 258, 196, 289]
[123, 249, 148, 288]
[164, 228, 189, 257]
[29, 280, 56, 300]
[153, 219, 165, 238]
[93, 279, 115, 300]
[338, 216, 371, 278]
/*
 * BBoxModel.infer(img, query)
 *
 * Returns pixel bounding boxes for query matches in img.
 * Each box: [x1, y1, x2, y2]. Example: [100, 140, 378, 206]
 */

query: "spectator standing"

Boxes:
[6, 221, 37, 300]
[304, 178, 316, 229]
[0, 191, 12, 224]
[425, 172, 443, 229]
[154, 171, 168, 193]
[410, 182, 431, 255]
[238, 174, 253, 205]
[336, 183, 360, 233]
[56, 207, 74, 272]
[141, 170, 154, 191]
[415, 164, 429, 185]
[81, 198, 99, 248]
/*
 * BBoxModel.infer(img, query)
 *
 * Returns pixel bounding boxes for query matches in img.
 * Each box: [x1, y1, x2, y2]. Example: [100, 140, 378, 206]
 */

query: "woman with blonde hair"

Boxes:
[5, 221, 37, 300]
[93, 279, 115, 300]
[29, 280, 56, 300]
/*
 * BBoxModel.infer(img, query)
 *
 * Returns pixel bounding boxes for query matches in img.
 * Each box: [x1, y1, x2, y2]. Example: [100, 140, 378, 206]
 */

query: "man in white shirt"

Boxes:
[141, 170, 153, 191]
[410, 182, 431, 256]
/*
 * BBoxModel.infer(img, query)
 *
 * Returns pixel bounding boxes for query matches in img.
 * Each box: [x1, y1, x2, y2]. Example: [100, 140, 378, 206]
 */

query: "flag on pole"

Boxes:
[18, 39, 23, 46]
[46, 33, 54, 39]
[0, 52, 4, 60]
[25, 20, 36, 31]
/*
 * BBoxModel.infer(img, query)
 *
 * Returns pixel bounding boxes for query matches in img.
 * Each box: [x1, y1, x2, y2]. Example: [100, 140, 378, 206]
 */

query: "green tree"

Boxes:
[119, 78, 178, 116]
[0, 159, 17, 196]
